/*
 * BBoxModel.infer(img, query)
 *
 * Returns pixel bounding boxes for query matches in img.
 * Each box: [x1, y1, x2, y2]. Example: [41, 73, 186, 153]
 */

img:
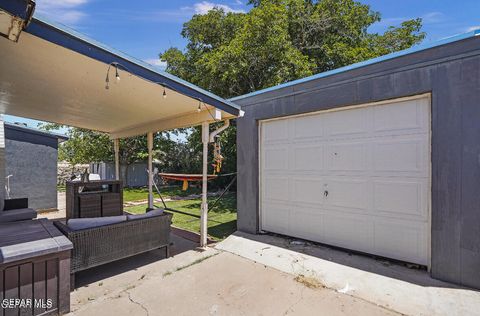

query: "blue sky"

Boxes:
[31, 0, 480, 67]
[5, 0, 480, 130]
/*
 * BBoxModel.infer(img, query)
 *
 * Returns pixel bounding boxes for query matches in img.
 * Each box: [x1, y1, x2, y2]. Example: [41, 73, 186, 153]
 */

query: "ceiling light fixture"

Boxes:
[115, 64, 120, 82]
[105, 62, 131, 90]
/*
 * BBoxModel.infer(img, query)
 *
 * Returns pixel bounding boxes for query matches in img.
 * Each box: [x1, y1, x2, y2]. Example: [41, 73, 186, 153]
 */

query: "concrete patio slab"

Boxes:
[71, 249, 398, 316]
[216, 232, 480, 316]
[70, 232, 204, 312]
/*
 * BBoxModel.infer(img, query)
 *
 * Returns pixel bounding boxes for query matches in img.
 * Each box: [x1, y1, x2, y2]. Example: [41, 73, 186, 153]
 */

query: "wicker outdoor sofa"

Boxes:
[54, 210, 172, 289]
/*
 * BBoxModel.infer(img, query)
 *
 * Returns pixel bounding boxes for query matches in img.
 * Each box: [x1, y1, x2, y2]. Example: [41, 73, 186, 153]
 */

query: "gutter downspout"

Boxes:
[209, 119, 230, 143]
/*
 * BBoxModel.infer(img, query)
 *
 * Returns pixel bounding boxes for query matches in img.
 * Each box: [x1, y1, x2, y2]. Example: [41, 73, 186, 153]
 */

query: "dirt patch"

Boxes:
[294, 274, 325, 289]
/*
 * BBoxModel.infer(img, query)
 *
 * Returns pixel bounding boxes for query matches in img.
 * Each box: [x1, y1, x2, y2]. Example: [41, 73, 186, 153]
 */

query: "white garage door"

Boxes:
[260, 95, 430, 266]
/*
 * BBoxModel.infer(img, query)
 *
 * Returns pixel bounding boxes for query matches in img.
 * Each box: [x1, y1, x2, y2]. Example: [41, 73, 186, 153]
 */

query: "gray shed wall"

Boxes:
[90, 162, 150, 187]
[235, 35, 480, 289]
[5, 139, 58, 210]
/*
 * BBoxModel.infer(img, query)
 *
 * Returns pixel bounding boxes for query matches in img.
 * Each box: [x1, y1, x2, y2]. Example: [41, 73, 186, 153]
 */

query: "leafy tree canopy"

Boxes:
[159, 0, 425, 182]
[40, 123, 190, 172]
[161, 0, 425, 98]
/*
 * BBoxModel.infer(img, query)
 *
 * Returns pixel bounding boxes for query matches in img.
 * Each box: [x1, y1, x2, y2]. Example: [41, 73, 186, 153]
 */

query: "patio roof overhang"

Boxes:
[0, 3, 242, 248]
[0, 12, 243, 139]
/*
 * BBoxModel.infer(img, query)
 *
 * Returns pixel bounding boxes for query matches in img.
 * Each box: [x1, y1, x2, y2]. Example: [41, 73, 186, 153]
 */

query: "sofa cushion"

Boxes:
[127, 209, 164, 221]
[67, 215, 127, 230]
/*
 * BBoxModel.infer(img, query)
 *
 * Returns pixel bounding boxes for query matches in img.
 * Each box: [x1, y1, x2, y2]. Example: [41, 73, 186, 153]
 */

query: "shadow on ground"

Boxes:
[75, 232, 198, 288]
[238, 232, 474, 290]
[208, 219, 237, 240]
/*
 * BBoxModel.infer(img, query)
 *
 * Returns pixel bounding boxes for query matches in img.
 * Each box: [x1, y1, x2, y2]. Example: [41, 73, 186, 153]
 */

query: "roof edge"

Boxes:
[229, 29, 480, 102]
[4, 122, 69, 141]
[26, 14, 241, 115]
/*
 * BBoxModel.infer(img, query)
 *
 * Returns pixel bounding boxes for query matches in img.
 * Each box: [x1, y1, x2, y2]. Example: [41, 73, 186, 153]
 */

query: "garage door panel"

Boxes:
[325, 108, 368, 137]
[374, 219, 428, 265]
[263, 176, 289, 202]
[293, 145, 324, 171]
[263, 147, 288, 171]
[326, 142, 367, 172]
[323, 213, 373, 253]
[373, 99, 428, 133]
[373, 180, 428, 219]
[293, 115, 324, 140]
[261, 96, 431, 266]
[289, 208, 324, 241]
[373, 139, 427, 175]
[263, 119, 289, 143]
[325, 178, 369, 210]
[262, 203, 290, 233]
[292, 178, 325, 205]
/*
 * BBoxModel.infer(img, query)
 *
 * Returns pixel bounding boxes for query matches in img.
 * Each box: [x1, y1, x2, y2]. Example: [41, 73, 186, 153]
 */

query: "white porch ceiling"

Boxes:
[0, 32, 236, 138]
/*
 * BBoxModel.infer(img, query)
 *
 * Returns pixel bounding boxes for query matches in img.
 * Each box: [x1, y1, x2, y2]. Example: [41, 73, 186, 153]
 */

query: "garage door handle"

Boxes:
[324, 190, 329, 197]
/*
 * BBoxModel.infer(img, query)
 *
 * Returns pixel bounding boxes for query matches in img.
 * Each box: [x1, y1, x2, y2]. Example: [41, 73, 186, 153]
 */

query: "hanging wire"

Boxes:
[105, 62, 133, 90]
[196, 100, 220, 122]
[104, 61, 221, 118]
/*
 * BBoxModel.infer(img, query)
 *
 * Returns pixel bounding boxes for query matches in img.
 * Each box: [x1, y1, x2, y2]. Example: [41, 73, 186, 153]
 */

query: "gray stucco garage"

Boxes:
[233, 30, 480, 289]
[4, 121, 67, 210]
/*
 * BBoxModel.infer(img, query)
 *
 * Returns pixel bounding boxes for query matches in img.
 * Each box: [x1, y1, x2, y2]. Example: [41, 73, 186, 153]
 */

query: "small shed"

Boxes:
[234, 30, 480, 289]
[4, 121, 67, 210]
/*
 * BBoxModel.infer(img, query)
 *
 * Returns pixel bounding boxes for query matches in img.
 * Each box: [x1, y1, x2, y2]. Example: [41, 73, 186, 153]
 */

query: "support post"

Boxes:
[113, 138, 120, 181]
[0, 117, 5, 214]
[200, 122, 209, 247]
[147, 132, 154, 210]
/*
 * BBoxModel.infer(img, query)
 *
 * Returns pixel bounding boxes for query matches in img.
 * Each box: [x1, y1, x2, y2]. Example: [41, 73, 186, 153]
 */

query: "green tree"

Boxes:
[40, 123, 189, 185]
[159, 0, 425, 182]
[161, 0, 425, 98]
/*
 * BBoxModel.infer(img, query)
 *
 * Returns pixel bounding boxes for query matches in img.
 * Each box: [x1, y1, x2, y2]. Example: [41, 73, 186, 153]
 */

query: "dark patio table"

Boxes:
[0, 219, 73, 315]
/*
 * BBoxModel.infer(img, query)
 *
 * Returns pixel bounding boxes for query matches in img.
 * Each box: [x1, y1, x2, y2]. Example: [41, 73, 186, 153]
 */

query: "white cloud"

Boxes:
[377, 17, 407, 26]
[376, 11, 446, 29]
[421, 11, 445, 24]
[144, 58, 167, 70]
[465, 26, 480, 32]
[39, 0, 88, 8]
[113, 2, 246, 24]
[35, 0, 88, 25]
[190, 1, 245, 15]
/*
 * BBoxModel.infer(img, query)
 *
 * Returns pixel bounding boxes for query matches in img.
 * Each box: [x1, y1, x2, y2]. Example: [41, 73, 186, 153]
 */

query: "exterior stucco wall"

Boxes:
[5, 139, 58, 210]
[235, 36, 480, 289]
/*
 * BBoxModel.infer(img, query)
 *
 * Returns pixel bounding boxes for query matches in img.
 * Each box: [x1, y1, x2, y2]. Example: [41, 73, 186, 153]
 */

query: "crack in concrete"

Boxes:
[283, 285, 305, 315]
[126, 290, 150, 316]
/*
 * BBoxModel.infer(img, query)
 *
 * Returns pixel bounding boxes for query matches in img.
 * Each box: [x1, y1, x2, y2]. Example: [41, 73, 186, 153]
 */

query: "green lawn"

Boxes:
[124, 192, 237, 241]
[123, 186, 201, 202]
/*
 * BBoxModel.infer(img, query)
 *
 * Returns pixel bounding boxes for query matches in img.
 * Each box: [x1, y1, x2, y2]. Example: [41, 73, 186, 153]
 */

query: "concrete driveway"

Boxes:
[217, 232, 480, 316]
[70, 235, 397, 316]
[71, 250, 397, 316]
[69, 231, 480, 316]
